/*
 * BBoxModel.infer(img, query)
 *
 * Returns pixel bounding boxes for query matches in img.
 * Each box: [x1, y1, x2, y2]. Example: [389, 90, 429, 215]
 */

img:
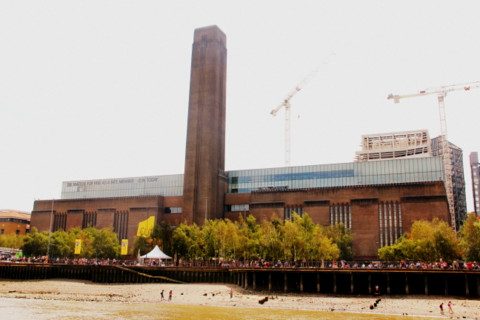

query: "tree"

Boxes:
[459, 213, 480, 261]
[90, 228, 120, 258]
[49, 230, 75, 258]
[282, 215, 302, 260]
[259, 218, 283, 261]
[324, 223, 353, 260]
[378, 219, 461, 262]
[172, 223, 204, 260]
[68, 227, 119, 258]
[310, 226, 340, 262]
[0, 234, 24, 249]
[151, 222, 174, 256]
[237, 215, 261, 260]
[22, 228, 49, 256]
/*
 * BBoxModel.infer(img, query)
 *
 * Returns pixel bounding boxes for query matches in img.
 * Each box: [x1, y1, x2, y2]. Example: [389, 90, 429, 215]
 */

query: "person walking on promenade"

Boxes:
[160, 289, 164, 301]
[169, 290, 173, 301]
[448, 301, 453, 314]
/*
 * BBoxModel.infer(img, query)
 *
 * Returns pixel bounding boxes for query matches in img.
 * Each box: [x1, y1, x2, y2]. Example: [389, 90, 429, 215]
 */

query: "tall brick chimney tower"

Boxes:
[182, 26, 227, 225]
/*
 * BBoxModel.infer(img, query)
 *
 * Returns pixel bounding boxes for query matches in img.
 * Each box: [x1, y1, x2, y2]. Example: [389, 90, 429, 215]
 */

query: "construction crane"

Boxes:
[270, 67, 320, 166]
[387, 81, 480, 229]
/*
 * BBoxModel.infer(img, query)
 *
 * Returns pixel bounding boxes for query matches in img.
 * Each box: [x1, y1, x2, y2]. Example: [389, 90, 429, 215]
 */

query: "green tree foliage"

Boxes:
[0, 234, 24, 249]
[237, 215, 261, 260]
[459, 213, 480, 261]
[172, 223, 204, 260]
[378, 218, 462, 261]
[22, 228, 49, 256]
[152, 222, 174, 256]
[49, 230, 75, 258]
[170, 213, 344, 262]
[258, 218, 283, 261]
[89, 228, 120, 258]
[21, 227, 120, 258]
[324, 223, 354, 260]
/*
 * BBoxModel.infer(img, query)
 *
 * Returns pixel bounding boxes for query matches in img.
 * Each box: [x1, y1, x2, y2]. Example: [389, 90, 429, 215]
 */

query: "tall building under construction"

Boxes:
[31, 26, 457, 258]
[470, 152, 480, 215]
[356, 129, 466, 230]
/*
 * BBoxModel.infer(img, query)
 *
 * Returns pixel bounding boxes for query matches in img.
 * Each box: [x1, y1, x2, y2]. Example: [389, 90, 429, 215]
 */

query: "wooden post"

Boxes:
[465, 275, 470, 297]
[316, 273, 320, 293]
[299, 274, 304, 292]
[268, 273, 272, 292]
[476, 274, 480, 297]
[424, 275, 429, 295]
[333, 273, 337, 294]
[350, 273, 354, 294]
[253, 272, 256, 290]
[368, 274, 372, 295]
[405, 273, 409, 295]
[386, 273, 391, 295]
[477, 277, 480, 297]
[444, 277, 448, 296]
[284, 273, 288, 293]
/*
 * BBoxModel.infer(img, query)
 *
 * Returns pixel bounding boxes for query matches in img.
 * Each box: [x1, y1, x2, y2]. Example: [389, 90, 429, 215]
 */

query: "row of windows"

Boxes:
[231, 170, 355, 184]
[284, 207, 303, 220]
[0, 229, 24, 235]
[330, 204, 352, 229]
[379, 201, 403, 247]
[228, 172, 442, 193]
[0, 218, 29, 224]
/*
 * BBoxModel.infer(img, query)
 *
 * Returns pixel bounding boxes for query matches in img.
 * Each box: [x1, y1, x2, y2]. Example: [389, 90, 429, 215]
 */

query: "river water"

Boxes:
[0, 297, 417, 320]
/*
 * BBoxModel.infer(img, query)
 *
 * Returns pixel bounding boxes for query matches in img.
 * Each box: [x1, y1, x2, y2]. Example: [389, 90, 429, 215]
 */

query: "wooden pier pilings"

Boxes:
[0, 264, 478, 298]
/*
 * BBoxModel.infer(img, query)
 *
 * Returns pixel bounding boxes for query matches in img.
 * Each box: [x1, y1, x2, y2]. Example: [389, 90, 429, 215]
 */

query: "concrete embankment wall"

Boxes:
[0, 264, 479, 298]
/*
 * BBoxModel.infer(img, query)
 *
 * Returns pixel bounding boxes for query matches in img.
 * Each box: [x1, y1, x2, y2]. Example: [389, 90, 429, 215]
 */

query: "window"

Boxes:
[165, 207, 182, 214]
[231, 204, 249, 212]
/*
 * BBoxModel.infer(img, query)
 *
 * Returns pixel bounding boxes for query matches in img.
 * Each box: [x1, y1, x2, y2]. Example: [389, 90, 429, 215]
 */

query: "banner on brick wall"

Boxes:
[74, 239, 82, 255]
[121, 239, 129, 255]
[136, 216, 155, 237]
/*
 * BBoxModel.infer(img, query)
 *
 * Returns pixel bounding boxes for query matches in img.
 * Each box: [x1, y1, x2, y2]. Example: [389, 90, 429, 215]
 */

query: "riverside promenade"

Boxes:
[0, 263, 479, 298]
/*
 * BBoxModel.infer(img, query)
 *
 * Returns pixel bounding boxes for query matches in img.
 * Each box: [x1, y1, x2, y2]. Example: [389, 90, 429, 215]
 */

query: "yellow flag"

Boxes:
[137, 216, 155, 237]
[121, 239, 129, 255]
[74, 239, 82, 255]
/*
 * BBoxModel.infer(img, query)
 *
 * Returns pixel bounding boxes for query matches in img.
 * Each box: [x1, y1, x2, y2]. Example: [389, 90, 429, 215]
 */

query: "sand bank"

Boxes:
[0, 280, 479, 319]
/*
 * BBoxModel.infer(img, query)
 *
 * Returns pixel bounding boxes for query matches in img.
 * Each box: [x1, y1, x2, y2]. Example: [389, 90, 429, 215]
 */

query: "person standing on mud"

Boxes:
[448, 301, 453, 314]
[439, 302, 444, 315]
[160, 289, 164, 301]
[169, 290, 173, 301]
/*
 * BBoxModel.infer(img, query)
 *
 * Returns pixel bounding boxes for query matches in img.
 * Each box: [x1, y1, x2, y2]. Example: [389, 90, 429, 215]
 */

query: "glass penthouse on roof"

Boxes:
[227, 157, 444, 193]
[61, 157, 444, 199]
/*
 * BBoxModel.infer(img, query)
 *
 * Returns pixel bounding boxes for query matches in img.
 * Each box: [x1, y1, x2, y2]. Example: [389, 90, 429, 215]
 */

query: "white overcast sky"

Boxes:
[1, 1, 479, 212]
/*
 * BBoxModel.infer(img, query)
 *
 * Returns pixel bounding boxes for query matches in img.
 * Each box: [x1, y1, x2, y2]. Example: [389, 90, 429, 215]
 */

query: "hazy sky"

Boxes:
[1, 1, 479, 212]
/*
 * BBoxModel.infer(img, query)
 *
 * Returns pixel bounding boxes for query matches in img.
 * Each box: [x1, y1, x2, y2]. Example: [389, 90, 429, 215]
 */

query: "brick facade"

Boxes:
[32, 181, 449, 258]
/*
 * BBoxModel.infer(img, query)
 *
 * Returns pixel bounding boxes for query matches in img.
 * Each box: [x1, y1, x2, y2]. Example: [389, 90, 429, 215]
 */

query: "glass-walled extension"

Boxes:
[227, 157, 444, 193]
[60, 157, 444, 200]
[61, 174, 184, 199]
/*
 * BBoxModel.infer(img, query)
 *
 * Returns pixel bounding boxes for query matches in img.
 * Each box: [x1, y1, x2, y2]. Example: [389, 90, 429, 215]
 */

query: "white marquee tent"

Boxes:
[139, 245, 172, 262]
